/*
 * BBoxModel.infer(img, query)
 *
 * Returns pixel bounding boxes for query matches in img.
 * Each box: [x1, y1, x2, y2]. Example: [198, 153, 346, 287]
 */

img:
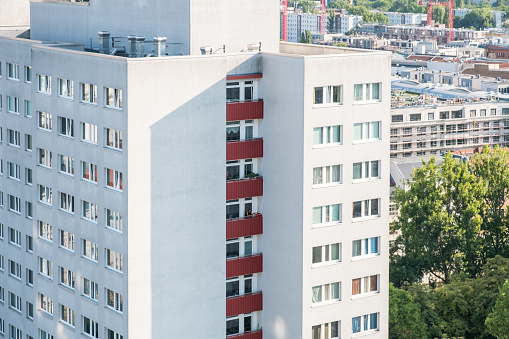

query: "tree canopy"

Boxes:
[486, 279, 509, 339]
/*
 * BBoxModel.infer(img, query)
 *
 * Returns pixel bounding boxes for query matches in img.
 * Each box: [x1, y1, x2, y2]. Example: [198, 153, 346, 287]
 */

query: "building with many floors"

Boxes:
[0, 0, 391, 338]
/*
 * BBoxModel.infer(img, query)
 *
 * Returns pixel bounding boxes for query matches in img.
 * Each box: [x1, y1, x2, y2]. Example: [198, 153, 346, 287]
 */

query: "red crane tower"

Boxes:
[282, 0, 288, 41]
[418, 0, 455, 43]
[320, 0, 326, 34]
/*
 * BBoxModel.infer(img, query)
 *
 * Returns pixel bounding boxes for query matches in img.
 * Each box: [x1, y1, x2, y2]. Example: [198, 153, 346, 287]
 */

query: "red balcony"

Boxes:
[227, 253, 263, 278]
[227, 330, 263, 339]
[227, 138, 263, 161]
[227, 100, 264, 122]
[226, 213, 263, 239]
[226, 292, 263, 317]
[226, 177, 263, 200]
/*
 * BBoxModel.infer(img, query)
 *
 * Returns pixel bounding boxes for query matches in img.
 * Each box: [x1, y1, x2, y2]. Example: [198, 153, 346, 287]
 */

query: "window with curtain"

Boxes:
[313, 125, 342, 146]
[354, 83, 381, 102]
[313, 204, 341, 226]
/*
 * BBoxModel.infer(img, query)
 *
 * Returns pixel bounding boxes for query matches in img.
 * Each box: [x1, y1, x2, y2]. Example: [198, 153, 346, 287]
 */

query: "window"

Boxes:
[313, 165, 341, 186]
[354, 83, 380, 102]
[440, 111, 449, 119]
[105, 128, 122, 150]
[8, 162, 21, 180]
[451, 110, 462, 119]
[106, 209, 123, 232]
[59, 305, 75, 328]
[27, 236, 33, 252]
[7, 62, 20, 80]
[24, 66, 31, 83]
[313, 125, 342, 146]
[60, 192, 75, 214]
[38, 221, 53, 242]
[226, 274, 253, 298]
[60, 230, 75, 252]
[312, 282, 341, 304]
[25, 134, 32, 151]
[8, 325, 22, 339]
[226, 80, 257, 101]
[8, 195, 21, 213]
[38, 185, 52, 205]
[0, 287, 3, 302]
[311, 321, 340, 339]
[59, 155, 74, 176]
[38, 112, 52, 131]
[106, 249, 123, 272]
[81, 122, 97, 144]
[82, 161, 97, 183]
[82, 239, 98, 262]
[106, 329, 123, 339]
[313, 85, 342, 104]
[25, 168, 32, 185]
[58, 117, 74, 137]
[353, 160, 380, 181]
[491, 108, 497, 116]
[0, 192, 3, 207]
[39, 293, 53, 314]
[9, 292, 22, 312]
[38, 257, 53, 279]
[37, 74, 51, 93]
[8, 228, 21, 246]
[428, 112, 434, 120]
[38, 148, 52, 168]
[226, 237, 253, 258]
[7, 96, 20, 114]
[27, 301, 34, 319]
[25, 100, 32, 117]
[352, 313, 378, 334]
[26, 269, 33, 286]
[105, 168, 123, 191]
[312, 243, 341, 265]
[0, 223, 3, 239]
[39, 329, 54, 339]
[352, 237, 379, 258]
[352, 275, 379, 296]
[82, 200, 98, 222]
[352, 199, 380, 219]
[8, 129, 21, 147]
[409, 113, 421, 121]
[353, 121, 380, 142]
[83, 317, 99, 338]
[480, 109, 486, 117]
[59, 267, 75, 289]
[106, 288, 123, 313]
[83, 278, 98, 301]
[0, 319, 3, 335]
[105, 87, 122, 108]
[58, 79, 73, 98]
[9, 260, 22, 279]
[391, 115, 403, 123]
[312, 204, 341, 226]
[26, 202, 33, 218]
[81, 83, 97, 104]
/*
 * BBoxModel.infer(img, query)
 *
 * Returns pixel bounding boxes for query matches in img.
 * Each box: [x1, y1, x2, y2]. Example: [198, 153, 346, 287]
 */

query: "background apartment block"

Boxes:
[0, 1, 390, 338]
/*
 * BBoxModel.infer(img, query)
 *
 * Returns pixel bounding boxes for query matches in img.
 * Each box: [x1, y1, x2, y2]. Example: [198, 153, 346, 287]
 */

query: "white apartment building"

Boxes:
[0, 0, 391, 338]
[390, 101, 509, 158]
[339, 15, 362, 34]
[384, 12, 426, 26]
[287, 13, 320, 42]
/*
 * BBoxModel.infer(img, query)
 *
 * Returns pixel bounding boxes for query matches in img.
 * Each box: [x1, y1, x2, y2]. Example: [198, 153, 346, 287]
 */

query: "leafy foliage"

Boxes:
[389, 284, 429, 339]
[485, 279, 509, 339]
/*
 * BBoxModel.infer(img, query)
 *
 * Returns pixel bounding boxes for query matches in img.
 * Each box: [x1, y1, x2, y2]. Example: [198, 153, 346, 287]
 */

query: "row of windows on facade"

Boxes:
[0, 111, 123, 151]
[312, 82, 381, 105]
[0, 62, 122, 109]
[310, 313, 379, 339]
[312, 122, 382, 147]
[391, 107, 509, 123]
[0, 315, 122, 339]
[311, 198, 381, 226]
[310, 274, 379, 305]
[390, 136, 506, 151]
[391, 120, 509, 135]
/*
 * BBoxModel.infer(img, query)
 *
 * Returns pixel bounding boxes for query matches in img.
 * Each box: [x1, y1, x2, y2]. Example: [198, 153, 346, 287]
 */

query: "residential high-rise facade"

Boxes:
[0, 1, 391, 338]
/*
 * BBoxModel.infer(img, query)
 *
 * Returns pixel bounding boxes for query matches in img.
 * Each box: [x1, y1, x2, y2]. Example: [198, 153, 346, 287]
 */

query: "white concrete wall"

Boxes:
[0, 0, 30, 27]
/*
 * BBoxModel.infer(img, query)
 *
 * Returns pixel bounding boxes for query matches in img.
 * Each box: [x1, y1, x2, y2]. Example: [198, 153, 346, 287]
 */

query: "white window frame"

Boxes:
[81, 122, 97, 144]
[352, 274, 379, 298]
[311, 282, 341, 306]
[39, 293, 53, 315]
[25, 100, 32, 118]
[7, 162, 21, 181]
[8, 228, 21, 247]
[37, 74, 51, 94]
[60, 230, 75, 252]
[313, 125, 342, 147]
[352, 237, 379, 259]
[312, 204, 342, 227]
[59, 192, 75, 214]
[82, 200, 98, 223]
[7, 62, 20, 80]
[313, 85, 342, 105]
[105, 249, 123, 273]
[7, 129, 21, 147]
[26, 168, 33, 185]
[226, 80, 258, 102]
[313, 165, 342, 187]
[8, 260, 22, 280]
[58, 78, 73, 99]
[25, 134, 32, 151]
[59, 267, 75, 290]
[106, 329, 123, 339]
[26, 201, 33, 219]
[352, 160, 380, 182]
[38, 257, 53, 279]
[81, 161, 97, 183]
[80, 83, 97, 104]
[39, 329, 54, 339]
[38, 148, 52, 168]
[26, 268, 33, 286]
[105, 168, 123, 191]
[226, 236, 254, 259]
[9, 292, 22, 313]
[352, 313, 379, 335]
[8, 324, 22, 339]
[37, 111, 52, 131]
[38, 221, 53, 243]
[82, 316, 99, 338]
[26, 301, 34, 319]
[8, 195, 21, 214]
[352, 198, 380, 220]
[60, 304, 75, 327]
[82, 278, 98, 301]
[106, 209, 123, 233]
[105, 87, 122, 109]
[353, 121, 381, 143]
[58, 117, 74, 138]
[105, 128, 122, 150]
[24, 66, 31, 83]
[82, 239, 98, 262]
[353, 82, 381, 103]
[105, 288, 123, 314]
[38, 184, 52, 206]
[59, 155, 74, 176]
[312, 243, 341, 266]
[7, 96, 20, 114]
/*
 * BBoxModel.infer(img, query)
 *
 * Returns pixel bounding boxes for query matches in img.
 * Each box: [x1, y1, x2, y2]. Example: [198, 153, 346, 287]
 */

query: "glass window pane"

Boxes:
[314, 87, 324, 104]
[370, 237, 378, 254]
[313, 128, 323, 145]
[352, 240, 361, 256]
[312, 246, 322, 264]
[313, 207, 322, 224]
[226, 242, 239, 258]
[332, 204, 340, 222]
[333, 85, 341, 103]
[372, 83, 380, 100]
[332, 125, 340, 143]
[354, 84, 363, 101]
[353, 163, 362, 180]
[370, 313, 378, 330]
[244, 241, 252, 256]
[352, 316, 361, 333]
[371, 121, 380, 139]
[352, 278, 360, 295]
[331, 243, 340, 260]
[353, 123, 362, 140]
[313, 168, 323, 185]
[371, 199, 379, 216]
[331, 321, 339, 337]
[331, 282, 339, 299]
[353, 202, 361, 218]
[371, 161, 379, 178]
[332, 165, 340, 183]
[312, 286, 322, 303]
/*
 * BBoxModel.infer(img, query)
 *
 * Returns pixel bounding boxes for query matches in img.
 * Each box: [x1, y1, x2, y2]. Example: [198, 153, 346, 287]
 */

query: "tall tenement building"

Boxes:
[0, 0, 390, 338]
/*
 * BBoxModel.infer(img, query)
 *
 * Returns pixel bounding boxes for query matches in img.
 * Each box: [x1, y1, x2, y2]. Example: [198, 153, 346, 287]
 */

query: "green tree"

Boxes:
[460, 8, 494, 29]
[297, 0, 316, 13]
[301, 30, 312, 44]
[472, 146, 509, 264]
[392, 154, 483, 284]
[389, 284, 429, 339]
[485, 280, 509, 338]
[334, 42, 347, 47]
[433, 7, 447, 24]
[327, 9, 336, 33]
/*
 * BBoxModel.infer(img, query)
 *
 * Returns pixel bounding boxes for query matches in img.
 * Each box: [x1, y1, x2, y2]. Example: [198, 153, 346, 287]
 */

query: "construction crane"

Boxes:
[282, 0, 288, 41]
[320, 0, 326, 34]
[418, 0, 454, 43]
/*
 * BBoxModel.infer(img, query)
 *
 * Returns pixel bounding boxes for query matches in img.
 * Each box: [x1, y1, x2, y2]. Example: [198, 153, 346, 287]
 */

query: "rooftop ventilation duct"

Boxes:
[200, 46, 213, 55]
[153, 37, 167, 57]
[136, 37, 146, 57]
[127, 36, 137, 57]
[98, 31, 111, 54]
[247, 42, 261, 51]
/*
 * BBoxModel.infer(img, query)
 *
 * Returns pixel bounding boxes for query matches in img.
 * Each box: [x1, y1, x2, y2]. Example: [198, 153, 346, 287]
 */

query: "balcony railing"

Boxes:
[227, 138, 263, 161]
[227, 177, 263, 200]
[226, 213, 263, 239]
[227, 253, 263, 278]
[227, 100, 264, 122]
[226, 291, 263, 317]
[227, 330, 263, 339]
